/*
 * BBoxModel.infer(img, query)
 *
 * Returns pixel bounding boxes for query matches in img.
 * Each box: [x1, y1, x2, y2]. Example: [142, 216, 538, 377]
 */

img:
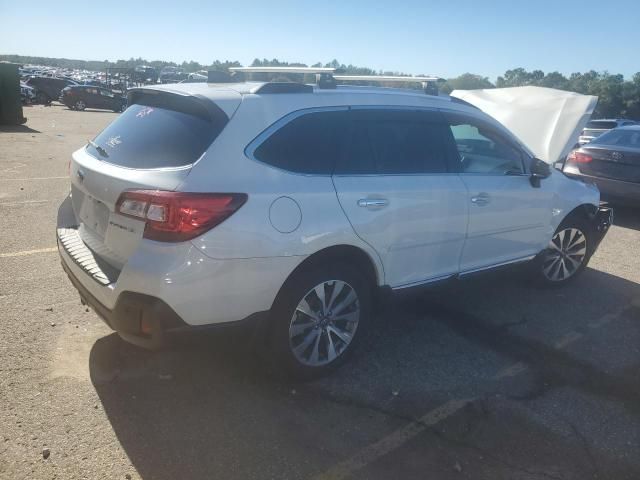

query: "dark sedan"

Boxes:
[59, 86, 127, 112]
[562, 125, 640, 207]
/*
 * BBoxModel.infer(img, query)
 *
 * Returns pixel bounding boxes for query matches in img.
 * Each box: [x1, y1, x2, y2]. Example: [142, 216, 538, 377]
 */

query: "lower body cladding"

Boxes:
[57, 230, 303, 349]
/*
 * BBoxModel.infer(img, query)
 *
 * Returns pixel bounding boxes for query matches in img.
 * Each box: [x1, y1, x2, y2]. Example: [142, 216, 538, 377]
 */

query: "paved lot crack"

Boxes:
[424, 302, 640, 416]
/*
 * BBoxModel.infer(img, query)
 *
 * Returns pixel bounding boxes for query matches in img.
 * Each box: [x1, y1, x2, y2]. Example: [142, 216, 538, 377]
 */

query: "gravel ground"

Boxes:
[1, 104, 639, 480]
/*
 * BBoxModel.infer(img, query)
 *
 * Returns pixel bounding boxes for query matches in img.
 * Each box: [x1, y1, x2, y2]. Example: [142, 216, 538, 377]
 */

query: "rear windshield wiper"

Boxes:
[87, 139, 109, 158]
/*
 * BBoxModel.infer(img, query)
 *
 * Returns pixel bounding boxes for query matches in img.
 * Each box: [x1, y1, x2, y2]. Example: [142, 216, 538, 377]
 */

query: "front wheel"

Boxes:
[270, 264, 371, 379]
[533, 217, 592, 286]
[74, 100, 86, 111]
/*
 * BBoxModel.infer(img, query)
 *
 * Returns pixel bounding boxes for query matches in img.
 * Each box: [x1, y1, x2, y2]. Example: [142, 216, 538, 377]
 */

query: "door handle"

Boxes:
[470, 193, 491, 206]
[358, 198, 389, 208]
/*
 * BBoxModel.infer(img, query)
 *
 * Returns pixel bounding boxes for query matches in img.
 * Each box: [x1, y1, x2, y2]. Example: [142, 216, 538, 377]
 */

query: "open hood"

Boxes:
[451, 86, 598, 164]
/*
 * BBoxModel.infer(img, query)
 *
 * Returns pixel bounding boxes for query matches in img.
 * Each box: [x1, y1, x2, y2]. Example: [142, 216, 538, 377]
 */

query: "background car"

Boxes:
[59, 86, 126, 112]
[159, 66, 187, 83]
[563, 125, 640, 206]
[578, 118, 637, 145]
[134, 65, 158, 84]
[25, 76, 78, 104]
[20, 81, 36, 104]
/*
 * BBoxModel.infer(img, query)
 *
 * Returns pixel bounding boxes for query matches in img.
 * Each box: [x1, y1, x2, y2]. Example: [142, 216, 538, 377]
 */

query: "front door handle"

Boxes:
[470, 192, 491, 206]
[358, 198, 389, 208]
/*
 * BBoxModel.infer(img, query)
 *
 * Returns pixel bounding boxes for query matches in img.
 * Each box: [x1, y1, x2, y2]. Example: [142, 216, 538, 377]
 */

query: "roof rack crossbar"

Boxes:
[334, 75, 443, 95]
[229, 66, 336, 74]
[333, 75, 441, 82]
[225, 66, 443, 95]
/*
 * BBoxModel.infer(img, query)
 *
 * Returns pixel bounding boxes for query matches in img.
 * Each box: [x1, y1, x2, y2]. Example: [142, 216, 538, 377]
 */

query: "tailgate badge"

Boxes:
[611, 152, 623, 161]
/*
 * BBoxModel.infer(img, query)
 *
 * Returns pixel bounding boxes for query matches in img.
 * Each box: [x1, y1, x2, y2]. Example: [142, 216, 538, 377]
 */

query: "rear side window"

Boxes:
[87, 96, 227, 169]
[252, 110, 348, 174]
[336, 109, 449, 175]
[591, 129, 640, 147]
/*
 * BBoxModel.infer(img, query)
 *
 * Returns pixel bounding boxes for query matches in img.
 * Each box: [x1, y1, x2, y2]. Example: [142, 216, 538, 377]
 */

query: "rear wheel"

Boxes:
[36, 92, 50, 104]
[533, 216, 592, 286]
[270, 264, 371, 379]
[74, 100, 86, 111]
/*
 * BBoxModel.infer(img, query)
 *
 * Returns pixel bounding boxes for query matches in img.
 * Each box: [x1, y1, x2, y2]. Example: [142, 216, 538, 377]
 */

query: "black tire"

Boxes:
[530, 214, 594, 287]
[74, 100, 86, 111]
[36, 92, 50, 105]
[270, 263, 372, 380]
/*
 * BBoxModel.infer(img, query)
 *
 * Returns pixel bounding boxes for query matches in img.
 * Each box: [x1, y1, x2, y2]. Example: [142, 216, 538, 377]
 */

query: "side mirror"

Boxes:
[530, 158, 551, 188]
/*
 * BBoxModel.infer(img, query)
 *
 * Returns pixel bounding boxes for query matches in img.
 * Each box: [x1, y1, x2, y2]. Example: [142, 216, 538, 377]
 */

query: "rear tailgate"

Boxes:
[68, 88, 240, 271]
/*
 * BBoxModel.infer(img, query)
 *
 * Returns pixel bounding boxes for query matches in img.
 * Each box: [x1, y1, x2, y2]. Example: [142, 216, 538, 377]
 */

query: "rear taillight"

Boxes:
[115, 190, 247, 242]
[567, 151, 592, 164]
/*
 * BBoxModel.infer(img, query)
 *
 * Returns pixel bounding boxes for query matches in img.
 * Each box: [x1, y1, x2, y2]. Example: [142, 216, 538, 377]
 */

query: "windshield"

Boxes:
[591, 128, 640, 147]
[86, 101, 226, 169]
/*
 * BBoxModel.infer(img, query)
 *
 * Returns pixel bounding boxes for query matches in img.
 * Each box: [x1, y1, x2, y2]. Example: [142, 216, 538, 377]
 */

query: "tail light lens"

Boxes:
[116, 190, 247, 242]
[567, 151, 592, 164]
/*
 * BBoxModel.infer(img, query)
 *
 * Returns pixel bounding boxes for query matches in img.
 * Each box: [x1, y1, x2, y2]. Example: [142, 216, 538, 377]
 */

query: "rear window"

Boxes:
[585, 121, 617, 130]
[591, 129, 640, 147]
[87, 97, 227, 169]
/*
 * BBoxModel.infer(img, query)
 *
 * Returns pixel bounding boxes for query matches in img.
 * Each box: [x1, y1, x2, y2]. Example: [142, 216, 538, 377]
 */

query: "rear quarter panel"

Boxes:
[179, 94, 387, 284]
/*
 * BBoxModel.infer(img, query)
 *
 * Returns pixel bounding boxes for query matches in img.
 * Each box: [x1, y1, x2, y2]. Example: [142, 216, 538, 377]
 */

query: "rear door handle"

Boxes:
[470, 192, 491, 206]
[358, 198, 389, 208]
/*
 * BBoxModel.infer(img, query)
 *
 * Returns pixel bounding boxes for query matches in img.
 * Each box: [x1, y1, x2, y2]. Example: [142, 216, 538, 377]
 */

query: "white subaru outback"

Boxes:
[57, 71, 612, 377]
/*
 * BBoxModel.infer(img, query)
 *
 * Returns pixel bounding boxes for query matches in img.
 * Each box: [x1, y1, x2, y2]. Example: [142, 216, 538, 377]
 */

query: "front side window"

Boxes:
[445, 113, 525, 175]
[336, 109, 449, 175]
[252, 110, 348, 174]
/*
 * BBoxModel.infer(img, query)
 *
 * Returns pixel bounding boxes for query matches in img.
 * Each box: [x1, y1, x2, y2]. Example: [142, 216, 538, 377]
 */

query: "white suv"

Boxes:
[57, 75, 612, 377]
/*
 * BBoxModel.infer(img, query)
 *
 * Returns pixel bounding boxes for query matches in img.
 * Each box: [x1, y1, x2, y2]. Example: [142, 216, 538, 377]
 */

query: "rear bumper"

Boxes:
[60, 257, 187, 349]
[61, 256, 269, 348]
[56, 197, 295, 348]
[566, 173, 640, 206]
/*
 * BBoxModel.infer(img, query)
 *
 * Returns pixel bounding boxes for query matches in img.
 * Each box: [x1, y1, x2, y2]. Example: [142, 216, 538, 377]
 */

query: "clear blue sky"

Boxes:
[1, 0, 638, 80]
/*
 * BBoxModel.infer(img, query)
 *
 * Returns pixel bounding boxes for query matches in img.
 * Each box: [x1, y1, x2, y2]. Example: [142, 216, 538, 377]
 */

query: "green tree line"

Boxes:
[3, 54, 639, 119]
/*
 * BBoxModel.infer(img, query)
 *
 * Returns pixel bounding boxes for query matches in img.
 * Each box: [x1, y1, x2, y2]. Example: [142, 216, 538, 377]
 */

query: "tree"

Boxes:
[439, 73, 494, 94]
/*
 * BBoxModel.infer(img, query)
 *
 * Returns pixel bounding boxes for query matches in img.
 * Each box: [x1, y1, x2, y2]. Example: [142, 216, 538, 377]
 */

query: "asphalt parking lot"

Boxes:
[1, 104, 639, 480]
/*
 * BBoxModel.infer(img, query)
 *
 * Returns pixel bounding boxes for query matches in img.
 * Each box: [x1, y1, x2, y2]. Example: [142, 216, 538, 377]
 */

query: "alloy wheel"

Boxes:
[289, 280, 360, 367]
[542, 228, 587, 282]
